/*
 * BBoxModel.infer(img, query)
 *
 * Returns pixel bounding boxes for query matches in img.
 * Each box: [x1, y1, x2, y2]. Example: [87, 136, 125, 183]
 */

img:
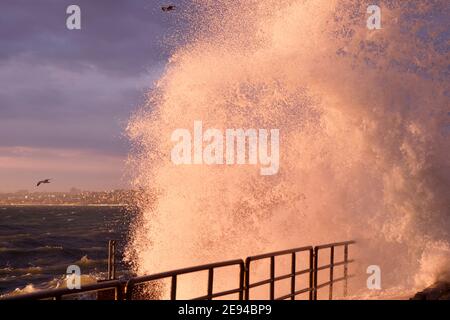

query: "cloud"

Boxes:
[0, 0, 182, 190]
[0, 58, 164, 155]
[0, 0, 176, 76]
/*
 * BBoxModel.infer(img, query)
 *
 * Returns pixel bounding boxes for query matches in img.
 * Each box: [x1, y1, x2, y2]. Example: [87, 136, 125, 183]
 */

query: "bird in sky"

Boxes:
[36, 179, 51, 187]
[162, 5, 176, 12]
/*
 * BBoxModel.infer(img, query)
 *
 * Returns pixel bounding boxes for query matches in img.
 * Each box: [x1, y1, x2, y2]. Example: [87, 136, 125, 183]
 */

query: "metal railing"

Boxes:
[1, 241, 355, 300]
[313, 240, 355, 300]
[245, 246, 314, 300]
[124, 259, 245, 300]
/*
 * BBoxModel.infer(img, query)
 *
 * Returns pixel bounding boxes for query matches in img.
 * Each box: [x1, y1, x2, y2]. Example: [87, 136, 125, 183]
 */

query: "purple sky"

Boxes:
[1, 1, 448, 193]
[0, 0, 182, 192]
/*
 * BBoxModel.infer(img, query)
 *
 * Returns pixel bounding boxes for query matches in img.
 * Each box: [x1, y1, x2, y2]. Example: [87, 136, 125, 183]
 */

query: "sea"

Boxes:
[0, 206, 133, 297]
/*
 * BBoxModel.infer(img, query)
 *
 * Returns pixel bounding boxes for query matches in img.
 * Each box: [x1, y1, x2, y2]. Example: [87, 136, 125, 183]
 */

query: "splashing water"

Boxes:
[125, 0, 450, 298]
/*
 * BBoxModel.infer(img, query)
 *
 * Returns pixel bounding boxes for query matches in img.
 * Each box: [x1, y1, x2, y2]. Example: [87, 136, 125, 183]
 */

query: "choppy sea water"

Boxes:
[0, 206, 132, 296]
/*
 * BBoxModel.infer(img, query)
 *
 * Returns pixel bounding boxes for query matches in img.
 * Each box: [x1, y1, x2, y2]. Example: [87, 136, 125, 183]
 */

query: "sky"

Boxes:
[0, 0, 182, 192]
[1, 1, 448, 193]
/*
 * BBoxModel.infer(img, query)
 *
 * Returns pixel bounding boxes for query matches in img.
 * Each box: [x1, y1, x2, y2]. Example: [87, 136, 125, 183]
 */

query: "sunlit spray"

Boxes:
[126, 0, 450, 299]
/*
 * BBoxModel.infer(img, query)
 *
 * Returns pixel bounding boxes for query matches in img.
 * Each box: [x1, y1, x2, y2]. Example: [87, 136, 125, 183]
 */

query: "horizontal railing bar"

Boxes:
[315, 275, 355, 290]
[295, 268, 313, 276]
[246, 246, 313, 262]
[315, 260, 354, 271]
[276, 287, 312, 300]
[128, 259, 244, 286]
[0, 279, 124, 301]
[272, 273, 291, 283]
[247, 278, 272, 289]
[191, 288, 243, 300]
[315, 241, 355, 250]
[247, 267, 313, 289]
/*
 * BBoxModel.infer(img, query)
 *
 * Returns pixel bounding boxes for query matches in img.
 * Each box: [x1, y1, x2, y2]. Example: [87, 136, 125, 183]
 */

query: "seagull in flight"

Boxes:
[36, 179, 51, 187]
[161, 5, 176, 12]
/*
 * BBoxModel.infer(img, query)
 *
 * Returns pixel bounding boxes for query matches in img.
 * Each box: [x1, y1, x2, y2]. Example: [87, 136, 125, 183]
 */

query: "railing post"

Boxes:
[270, 256, 275, 300]
[344, 244, 349, 297]
[207, 268, 214, 300]
[309, 248, 314, 301]
[313, 247, 318, 300]
[329, 246, 334, 300]
[115, 282, 125, 301]
[239, 263, 245, 300]
[124, 280, 133, 300]
[108, 240, 116, 280]
[244, 259, 250, 300]
[291, 253, 296, 300]
[171, 275, 177, 300]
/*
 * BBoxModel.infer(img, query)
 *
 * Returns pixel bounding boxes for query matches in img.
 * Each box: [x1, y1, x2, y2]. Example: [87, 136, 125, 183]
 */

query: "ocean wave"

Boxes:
[0, 246, 63, 254]
[0, 233, 31, 241]
[0, 274, 99, 299]
[0, 275, 17, 282]
[0, 259, 107, 277]
[0, 266, 43, 275]
[75, 255, 107, 266]
[79, 246, 105, 252]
